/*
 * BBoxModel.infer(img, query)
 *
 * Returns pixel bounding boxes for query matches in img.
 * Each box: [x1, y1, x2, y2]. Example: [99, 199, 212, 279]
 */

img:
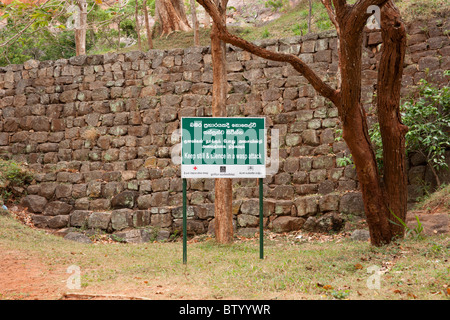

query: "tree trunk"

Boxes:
[211, 0, 233, 244]
[204, 10, 211, 28]
[135, 0, 142, 50]
[308, 0, 312, 33]
[143, 0, 154, 49]
[197, 0, 408, 246]
[337, 31, 394, 246]
[75, 0, 87, 56]
[190, 0, 200, 46]
[376, 1, 408, 239]
[155, 0, 191, 37]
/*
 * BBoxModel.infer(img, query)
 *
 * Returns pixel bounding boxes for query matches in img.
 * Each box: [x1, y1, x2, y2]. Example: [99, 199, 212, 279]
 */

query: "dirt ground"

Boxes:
[0, 249, 67, 300]
[0, 207, 448, 300]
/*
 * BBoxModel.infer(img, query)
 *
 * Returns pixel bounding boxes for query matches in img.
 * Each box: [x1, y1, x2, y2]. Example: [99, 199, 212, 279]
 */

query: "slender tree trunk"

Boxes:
[211, 0, 233, 244]
[143, 0, 154, 49]
[190, 0, 200, 46]
[308, 0, 312, 33]
[204, 10, 211, 28]
[155, 0, 191, 37]
[135, 0, 142, 50]
[117, 18, 121, 50]
[75, 0, 87, 56]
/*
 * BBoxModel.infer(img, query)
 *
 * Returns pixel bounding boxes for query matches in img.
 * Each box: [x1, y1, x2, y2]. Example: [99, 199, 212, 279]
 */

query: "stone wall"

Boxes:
[1, 18, 449, 240]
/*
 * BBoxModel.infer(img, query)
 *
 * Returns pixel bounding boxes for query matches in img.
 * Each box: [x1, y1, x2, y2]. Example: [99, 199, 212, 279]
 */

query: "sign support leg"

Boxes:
[259, 177, 264, 260]
[183, 178, 187, 264]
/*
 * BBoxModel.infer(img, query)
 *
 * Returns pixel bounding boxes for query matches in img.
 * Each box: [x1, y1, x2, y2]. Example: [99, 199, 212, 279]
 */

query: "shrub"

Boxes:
[0, 159, 34, 203]
[369, 73, 450, 186]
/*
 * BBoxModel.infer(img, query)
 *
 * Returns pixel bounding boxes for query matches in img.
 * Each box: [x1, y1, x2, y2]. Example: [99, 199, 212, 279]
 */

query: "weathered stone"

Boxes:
[339, 192, 365, 216]
[271, 216, 305, 232]
[269, 185, 294, 199]
[236, 228, 259, 238]
[111, 191, 138, 209]
[55, 184, 72, 199]
[90, 199, 111, 211]
[113, 229, 150, 243]
[151, 213, 172, 227]
[70, 210, 91, 227]
[172, 205, 195, 219]
[240, 199, 274, 217]
[21, 195, 47, 213]
[302, 129, 320, 146]
[111, 208, 133, 231]
[285, 134, 302, 147]
[295, 196, 318, 217]
[237, 214, 259, 227]
[47, 215, 69, 229]
[88, 212, 111, 230]
[64, 232, 92, 244]
[173, 219, 205, 235]
[315, 212, 344, 233]
[194, 203, 215, 219]
[69, 55, 87, 66]
[310, 169, 327, 183]
[24, 59, 40, 70]
[44, 201, 73, 216]
[319, 194, 340, 212]
[133, 210, 151, 227]
[351, 229, 370, 241]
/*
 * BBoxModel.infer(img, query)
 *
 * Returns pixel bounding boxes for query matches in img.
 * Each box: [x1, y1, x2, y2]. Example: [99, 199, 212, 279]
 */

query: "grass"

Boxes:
[98, 0, 450, 55]
[0, 214, 449, 300]
[414, 184, 450, 213]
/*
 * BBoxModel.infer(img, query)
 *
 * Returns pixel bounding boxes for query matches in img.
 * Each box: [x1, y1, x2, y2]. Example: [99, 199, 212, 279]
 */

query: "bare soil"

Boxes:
[0, 248, 66, 300]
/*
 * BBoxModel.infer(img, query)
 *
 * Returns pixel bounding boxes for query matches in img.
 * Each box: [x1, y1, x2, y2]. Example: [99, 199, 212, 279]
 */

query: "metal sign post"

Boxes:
[259, 177, 264, 260]
[180, 117, 267, 264]
[182, 178, 187, 265]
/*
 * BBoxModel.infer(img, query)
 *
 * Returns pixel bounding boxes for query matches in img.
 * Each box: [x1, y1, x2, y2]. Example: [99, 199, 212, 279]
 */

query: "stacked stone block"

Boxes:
[0, 18, 448, 239]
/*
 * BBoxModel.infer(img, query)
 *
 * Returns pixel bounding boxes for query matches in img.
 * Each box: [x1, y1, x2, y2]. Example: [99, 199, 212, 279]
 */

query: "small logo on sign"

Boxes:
[193, 166, 198, 170]
[220, 166, 226, 173]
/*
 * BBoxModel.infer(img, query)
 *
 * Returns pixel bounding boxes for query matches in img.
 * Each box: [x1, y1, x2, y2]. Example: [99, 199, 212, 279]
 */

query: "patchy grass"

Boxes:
[0, 214, 449, 300]
[106, 0, 449, 54]
[395, 0, 450, 23]
[414, 184, 450, 213]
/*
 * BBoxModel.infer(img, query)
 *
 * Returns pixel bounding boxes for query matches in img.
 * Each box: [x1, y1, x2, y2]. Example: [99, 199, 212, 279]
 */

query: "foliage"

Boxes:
[336, 154, 353, 167]
[261, 27, 270, 38]
[0, 159, 33, 203]
[389, 209, 425, 241]
[264, 0, 287, 12]
[369, 74, 450, 180]
[402, 76, 450, 171]
[0, 0, 157, 65]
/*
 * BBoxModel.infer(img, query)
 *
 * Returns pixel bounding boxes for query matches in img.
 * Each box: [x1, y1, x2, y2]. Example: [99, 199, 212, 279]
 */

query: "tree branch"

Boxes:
[321, 0, 339, 32]
[196, 0, 340, 106]
[349, 0, 391, 30]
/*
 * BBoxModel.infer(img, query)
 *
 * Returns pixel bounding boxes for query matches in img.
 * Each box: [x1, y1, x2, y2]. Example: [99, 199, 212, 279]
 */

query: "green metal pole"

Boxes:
[259, 177, 264, 260]
[183, 178, 187, 264]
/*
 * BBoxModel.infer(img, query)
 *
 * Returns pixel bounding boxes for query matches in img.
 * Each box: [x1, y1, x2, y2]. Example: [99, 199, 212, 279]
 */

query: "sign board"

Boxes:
[181, 117, 266, 178]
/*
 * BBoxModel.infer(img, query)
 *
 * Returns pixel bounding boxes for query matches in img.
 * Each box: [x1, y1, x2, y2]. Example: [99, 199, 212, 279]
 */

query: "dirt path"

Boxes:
[0, 248, 66, 300]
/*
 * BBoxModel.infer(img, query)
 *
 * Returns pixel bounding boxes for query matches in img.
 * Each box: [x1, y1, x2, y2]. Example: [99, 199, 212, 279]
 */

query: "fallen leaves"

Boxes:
[354, 263, 363, 270]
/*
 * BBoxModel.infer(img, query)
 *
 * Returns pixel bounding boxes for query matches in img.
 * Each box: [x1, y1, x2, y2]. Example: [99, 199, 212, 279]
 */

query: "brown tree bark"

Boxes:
[75, 0, 87, 56]
[376, 1, 408, 239]
[143, 0, 154, 49]
[197, 0, 408, 246]
[135, 0, 142, 50]
[211, 0, 233, 244]
[155, 0, 191, 37]
[190, 0, 200, 46]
